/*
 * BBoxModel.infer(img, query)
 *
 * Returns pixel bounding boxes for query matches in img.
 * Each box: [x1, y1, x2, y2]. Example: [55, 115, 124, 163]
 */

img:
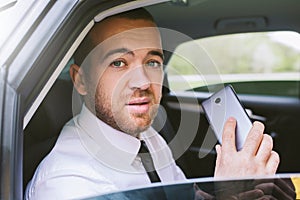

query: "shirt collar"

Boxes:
[74, 105, 156, 172]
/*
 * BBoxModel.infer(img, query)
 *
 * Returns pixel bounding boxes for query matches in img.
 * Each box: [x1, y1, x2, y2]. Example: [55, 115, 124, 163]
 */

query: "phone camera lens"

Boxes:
[215, 97, 221, 104]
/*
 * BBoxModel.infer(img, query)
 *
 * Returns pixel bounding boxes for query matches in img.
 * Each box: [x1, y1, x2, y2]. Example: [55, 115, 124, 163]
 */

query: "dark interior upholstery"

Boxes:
[23, 79, 74, 188]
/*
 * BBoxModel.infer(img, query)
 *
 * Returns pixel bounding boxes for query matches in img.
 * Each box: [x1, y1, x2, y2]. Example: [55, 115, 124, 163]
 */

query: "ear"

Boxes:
[69, 64, 88, 95]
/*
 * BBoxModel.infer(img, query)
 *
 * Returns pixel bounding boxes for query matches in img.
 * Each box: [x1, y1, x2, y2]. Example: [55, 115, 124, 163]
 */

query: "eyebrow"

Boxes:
[103, 48, 132, 60]
[148, 50, 164, 61]
[103, 48, 164, 61]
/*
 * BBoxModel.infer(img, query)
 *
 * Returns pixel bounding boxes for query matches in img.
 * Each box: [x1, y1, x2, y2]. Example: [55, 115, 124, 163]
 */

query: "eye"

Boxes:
[146, 60, 162, 68]
[110, 60, 126, 68]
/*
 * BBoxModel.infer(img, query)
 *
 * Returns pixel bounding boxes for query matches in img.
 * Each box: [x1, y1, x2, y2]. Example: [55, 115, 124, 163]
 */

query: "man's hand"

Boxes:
[252, 178, 296, 200]
[193, 178, 295, 200]
[213, 178, 296, 200]
[214, 117, 280, 178]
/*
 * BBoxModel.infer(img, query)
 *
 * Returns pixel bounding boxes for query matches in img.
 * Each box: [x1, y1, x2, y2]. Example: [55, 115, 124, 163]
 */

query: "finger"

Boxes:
[256, 134, 273, 161]
[255, 182, 277, 195]
[242, 121, 264, 156]
[266, 151, 280, 174]
[255, 181, 294, 200]
[221, 117, 237, 153]
[215, 144, 221, 167]
[256, 195, 276, 200]
[236, 189, 264, 200]
[215, 144, 221, 155]
[275, 178, 296, 199]
[193, 183, 215, 199]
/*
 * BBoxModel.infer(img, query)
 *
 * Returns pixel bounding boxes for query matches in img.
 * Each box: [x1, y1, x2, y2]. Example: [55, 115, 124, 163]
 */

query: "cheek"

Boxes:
[149, 67, 164, 82]
[149, 74, 163, 102]
[152, 84, 162, 102]
[96, 78, 113, 98]
[97, 73, 125, 102]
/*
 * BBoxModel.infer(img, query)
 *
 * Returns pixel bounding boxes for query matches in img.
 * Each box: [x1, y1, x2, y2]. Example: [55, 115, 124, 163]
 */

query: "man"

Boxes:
[25, 8, 292, 200]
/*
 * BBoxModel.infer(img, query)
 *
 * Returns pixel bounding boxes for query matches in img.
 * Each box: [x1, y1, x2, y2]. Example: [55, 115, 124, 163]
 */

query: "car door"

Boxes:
[0, 0, 139, 199]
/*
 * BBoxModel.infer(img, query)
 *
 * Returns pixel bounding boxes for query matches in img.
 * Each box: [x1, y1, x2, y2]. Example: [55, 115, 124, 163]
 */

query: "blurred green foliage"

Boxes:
[167, 32, 300, 75]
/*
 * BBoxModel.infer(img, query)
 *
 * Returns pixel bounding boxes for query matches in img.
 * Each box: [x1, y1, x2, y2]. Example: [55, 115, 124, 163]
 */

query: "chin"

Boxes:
[125, 121, 152, 136]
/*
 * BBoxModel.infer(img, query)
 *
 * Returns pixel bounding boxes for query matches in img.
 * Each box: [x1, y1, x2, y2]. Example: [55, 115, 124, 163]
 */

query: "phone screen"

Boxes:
[201, 85, 252, 150]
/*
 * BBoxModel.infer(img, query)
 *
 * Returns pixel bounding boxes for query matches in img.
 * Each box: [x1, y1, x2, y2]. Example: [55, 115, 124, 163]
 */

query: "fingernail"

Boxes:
[227, 117, 236, 122]
[253, 121, 264, 129]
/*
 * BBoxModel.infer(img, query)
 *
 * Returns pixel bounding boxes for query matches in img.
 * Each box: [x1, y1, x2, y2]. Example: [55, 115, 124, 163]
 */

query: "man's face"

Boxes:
[80, 17, 164, 137]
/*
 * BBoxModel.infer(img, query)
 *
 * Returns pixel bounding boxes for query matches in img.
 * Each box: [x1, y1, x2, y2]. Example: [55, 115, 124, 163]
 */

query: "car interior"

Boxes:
[22, 0, 300, 195]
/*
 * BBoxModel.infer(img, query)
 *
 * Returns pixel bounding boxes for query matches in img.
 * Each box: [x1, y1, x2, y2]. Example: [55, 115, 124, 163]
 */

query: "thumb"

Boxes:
[215, 144, 222, 172]
[215, 144, 221, 155]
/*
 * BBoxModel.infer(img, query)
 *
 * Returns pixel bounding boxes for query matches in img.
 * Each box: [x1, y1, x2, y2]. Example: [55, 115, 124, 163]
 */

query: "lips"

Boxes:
[126, 97, 151, 114]
[127, 97, 150, 105]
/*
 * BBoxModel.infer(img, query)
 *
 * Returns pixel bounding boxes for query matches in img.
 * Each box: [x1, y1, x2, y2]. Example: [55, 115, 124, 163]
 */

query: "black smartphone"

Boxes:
[201, 85, 252, 150]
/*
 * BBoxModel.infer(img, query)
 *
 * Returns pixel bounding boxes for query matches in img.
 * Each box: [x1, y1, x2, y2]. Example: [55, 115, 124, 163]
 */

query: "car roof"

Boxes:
[147, 0, 300, 39]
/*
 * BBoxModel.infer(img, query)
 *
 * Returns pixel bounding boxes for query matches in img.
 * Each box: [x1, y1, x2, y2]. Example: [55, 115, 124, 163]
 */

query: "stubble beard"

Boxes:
[87, 84, 159, 137]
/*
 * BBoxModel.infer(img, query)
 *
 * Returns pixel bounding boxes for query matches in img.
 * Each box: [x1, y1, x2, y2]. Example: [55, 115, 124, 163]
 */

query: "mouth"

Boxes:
[126, 97, 151, 114]
[127, 97, 150, 105]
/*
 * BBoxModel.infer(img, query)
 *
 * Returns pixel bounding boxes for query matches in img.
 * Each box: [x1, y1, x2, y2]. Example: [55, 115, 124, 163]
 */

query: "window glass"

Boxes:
[167, 31, 300, 97]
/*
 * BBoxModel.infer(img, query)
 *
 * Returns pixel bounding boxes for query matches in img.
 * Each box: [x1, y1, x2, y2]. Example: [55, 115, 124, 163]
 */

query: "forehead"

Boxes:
[90, 17, 162, 51]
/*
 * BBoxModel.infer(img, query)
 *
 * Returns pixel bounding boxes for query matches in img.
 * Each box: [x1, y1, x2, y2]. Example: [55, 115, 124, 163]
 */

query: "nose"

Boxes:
[128, 66, 151, 90]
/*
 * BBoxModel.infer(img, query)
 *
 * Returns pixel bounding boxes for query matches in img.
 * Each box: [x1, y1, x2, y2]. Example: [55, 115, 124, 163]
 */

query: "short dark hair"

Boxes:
[74, 8, 155, 67]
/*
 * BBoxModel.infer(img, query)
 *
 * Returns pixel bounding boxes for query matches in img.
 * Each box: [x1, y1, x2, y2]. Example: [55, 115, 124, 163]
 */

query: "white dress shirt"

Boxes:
[25, 105, 186, 200]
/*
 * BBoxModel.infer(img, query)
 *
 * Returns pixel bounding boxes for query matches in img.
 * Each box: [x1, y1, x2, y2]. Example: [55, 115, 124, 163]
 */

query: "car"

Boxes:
[0, 0, 299, 199]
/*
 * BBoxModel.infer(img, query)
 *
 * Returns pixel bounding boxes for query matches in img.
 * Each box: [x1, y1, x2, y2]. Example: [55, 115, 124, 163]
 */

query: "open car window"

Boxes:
[167, 31, 300, 97]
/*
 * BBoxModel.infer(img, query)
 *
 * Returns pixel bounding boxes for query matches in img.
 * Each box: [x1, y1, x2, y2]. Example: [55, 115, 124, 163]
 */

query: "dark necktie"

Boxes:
[138, 140, 161, 183]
